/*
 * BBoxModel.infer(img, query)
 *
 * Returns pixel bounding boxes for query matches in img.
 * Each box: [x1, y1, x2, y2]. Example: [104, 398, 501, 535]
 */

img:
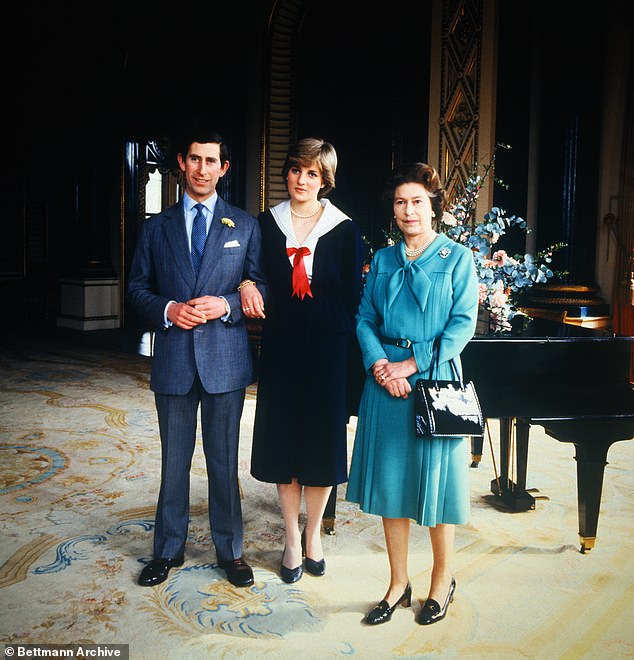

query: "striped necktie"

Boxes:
[191, 203, 207, 274]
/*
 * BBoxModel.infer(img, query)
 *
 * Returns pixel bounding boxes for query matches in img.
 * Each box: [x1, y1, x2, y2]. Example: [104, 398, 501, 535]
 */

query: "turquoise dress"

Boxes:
[346, 233, 479, 526]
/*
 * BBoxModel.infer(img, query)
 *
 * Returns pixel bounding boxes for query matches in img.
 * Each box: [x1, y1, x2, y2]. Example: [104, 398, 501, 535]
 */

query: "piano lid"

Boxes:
[464, 315, 634, 420]
[472, 315, 633, 343]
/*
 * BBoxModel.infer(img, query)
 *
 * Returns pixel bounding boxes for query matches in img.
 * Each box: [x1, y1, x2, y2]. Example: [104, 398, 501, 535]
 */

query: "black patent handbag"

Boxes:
[414, 348, 484, 439]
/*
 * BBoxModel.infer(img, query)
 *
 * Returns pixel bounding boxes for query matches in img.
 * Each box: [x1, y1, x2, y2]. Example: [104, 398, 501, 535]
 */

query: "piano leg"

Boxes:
[490, 417, 535, 511]
[322, 485, 337, 535]
[541, 420, 634, 553]
[572, 440, 612, 553]
[470, 434, 483, 467]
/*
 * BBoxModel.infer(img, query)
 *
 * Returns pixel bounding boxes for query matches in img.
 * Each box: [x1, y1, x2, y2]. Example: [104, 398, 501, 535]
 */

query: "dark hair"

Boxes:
[177, 131, 230, 165]
[282, 137, 337, 198]
[387, 162, 447, 219]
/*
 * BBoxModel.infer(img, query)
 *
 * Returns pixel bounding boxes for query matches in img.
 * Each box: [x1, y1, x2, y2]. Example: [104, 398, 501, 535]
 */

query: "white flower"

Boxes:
[441, 212, 457, 226]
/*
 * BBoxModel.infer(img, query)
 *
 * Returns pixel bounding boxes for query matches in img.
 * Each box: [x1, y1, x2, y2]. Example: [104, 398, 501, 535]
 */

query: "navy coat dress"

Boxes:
[250, 200, 364, 487]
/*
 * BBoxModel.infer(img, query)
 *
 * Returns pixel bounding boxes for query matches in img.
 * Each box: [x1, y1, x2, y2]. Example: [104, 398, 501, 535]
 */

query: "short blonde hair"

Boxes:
[282, 137, 337, 198]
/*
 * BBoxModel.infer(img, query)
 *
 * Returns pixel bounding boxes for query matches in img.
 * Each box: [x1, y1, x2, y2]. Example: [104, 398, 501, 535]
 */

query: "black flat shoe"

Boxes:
[138, 556, 184, 587]
[218, 557, 254, 587]
[364, 582, 412, 625]
[304, 556, 326, 576]
[416, 577, 456, 625]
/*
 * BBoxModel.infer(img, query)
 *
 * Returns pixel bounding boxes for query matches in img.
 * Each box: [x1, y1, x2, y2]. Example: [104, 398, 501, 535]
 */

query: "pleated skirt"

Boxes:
[346, 376, 471, 527]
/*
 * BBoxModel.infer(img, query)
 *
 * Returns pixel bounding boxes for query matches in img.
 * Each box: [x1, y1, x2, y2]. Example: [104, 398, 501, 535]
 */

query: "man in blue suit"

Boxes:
[128, 131, 267, 587]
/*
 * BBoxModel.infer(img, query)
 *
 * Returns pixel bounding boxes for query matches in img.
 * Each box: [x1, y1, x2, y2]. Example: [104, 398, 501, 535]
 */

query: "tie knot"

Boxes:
[287, 246, 311, 258]
[194, 203, 205, 214]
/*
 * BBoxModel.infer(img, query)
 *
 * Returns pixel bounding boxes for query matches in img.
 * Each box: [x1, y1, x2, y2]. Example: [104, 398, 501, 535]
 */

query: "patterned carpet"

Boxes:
[1, 331, 633, 659]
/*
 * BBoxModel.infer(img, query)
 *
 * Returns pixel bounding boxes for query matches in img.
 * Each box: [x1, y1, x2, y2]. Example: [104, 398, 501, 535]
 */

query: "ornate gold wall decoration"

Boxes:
[438, 0, 482, 201]
[429, 0, 498, 217]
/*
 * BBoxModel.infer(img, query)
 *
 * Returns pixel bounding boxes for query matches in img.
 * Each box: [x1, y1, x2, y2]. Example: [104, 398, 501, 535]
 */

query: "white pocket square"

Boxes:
[223, 240, 240, 248]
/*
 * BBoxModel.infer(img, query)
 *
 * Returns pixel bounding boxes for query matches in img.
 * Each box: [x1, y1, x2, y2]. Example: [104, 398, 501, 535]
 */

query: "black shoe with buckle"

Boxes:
[218, 557, 254, 587]
[364, 583, 412, 625]
[416, 578, 456, 625]
[138, 556, 184, 587]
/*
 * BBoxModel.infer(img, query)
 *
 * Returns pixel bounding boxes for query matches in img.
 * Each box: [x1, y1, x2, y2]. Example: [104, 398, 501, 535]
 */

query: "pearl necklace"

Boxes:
[404, 232, 437, 258]
[290, 202, 321, 219]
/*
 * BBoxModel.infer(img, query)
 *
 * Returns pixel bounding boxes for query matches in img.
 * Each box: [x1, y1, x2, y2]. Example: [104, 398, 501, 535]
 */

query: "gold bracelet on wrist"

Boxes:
[237, 279, 256, 291]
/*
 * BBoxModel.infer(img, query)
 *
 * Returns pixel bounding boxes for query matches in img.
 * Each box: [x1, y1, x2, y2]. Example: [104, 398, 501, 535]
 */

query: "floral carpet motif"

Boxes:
[142, 565, 319, 638]
[1, 444, 67, 496]
[1, 333, 633, 659]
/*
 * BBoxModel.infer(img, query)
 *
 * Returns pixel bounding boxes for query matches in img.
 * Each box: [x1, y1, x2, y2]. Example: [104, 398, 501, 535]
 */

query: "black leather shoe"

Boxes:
[281, 562, 303, 584]
[218, 557, 254, 587]
[364, 583, 412, 625]
[304, 556, 326, 576]
[138, 556, 184, 587]
[280, 544, 304, 583]
[416, 578, 456, 625]
[300, 529, 326, 576]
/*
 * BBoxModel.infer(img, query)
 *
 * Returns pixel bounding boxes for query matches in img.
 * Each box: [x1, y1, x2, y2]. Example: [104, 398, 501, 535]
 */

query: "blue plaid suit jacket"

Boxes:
[127, 197, 268, 395]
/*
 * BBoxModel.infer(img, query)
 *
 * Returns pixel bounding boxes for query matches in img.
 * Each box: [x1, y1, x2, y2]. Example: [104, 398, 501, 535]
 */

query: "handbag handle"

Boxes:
[430, 340, 464, 388]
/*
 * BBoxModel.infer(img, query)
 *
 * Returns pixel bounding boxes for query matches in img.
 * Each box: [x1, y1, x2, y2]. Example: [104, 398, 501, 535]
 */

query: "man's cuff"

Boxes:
[163, 300, 176, 327]
[219, 296, 230, 322]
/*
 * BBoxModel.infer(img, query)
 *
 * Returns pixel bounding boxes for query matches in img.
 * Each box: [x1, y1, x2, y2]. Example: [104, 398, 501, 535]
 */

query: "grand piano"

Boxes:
[462, 316, 634, 553]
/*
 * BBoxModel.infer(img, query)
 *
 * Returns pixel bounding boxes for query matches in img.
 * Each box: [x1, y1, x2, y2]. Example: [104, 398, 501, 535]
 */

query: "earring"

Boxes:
[432, 212, 436, 218]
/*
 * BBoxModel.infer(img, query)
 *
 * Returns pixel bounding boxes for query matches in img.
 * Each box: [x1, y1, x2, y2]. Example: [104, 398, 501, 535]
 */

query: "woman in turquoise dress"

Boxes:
[346, 162, 478, 626]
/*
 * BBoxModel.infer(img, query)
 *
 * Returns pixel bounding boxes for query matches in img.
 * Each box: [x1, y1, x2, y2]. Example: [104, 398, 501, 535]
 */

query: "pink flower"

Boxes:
[441, 212, 457, 226]
[492, 250, 508, 263]
[478, 283, 488, 303]
[490, 290, 508, 308]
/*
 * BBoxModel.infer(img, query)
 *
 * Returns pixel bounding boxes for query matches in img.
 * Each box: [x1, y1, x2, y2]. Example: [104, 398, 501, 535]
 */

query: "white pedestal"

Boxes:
[57, 278, 121, 330]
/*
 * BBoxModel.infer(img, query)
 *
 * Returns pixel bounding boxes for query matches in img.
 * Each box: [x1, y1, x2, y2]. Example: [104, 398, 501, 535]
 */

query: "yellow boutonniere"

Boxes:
[221, 217, 235, 229]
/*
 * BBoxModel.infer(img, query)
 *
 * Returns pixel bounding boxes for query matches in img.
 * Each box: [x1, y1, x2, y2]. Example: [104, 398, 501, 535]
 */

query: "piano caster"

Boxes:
[579, 536, 596, 553]
[491, 478, 536, 511]
[470, 454, 482, 468]
[322, 517, 336, 536]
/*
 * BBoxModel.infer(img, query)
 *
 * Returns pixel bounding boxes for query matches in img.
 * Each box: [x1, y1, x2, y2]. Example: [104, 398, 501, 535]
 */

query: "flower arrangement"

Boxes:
[440, 147, 567, 329]
[221, 217, 235, 228]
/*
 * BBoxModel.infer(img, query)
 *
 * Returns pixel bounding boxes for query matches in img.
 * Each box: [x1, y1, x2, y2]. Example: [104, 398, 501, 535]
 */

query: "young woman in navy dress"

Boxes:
[240, 138, 364, 583]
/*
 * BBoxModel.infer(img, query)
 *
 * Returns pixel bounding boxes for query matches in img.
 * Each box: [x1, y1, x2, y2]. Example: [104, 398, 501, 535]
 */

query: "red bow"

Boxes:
[287, 247, 313, 299]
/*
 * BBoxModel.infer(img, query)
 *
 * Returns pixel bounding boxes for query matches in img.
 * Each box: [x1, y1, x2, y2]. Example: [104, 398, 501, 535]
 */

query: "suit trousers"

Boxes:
[153, 375, 246, 562]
